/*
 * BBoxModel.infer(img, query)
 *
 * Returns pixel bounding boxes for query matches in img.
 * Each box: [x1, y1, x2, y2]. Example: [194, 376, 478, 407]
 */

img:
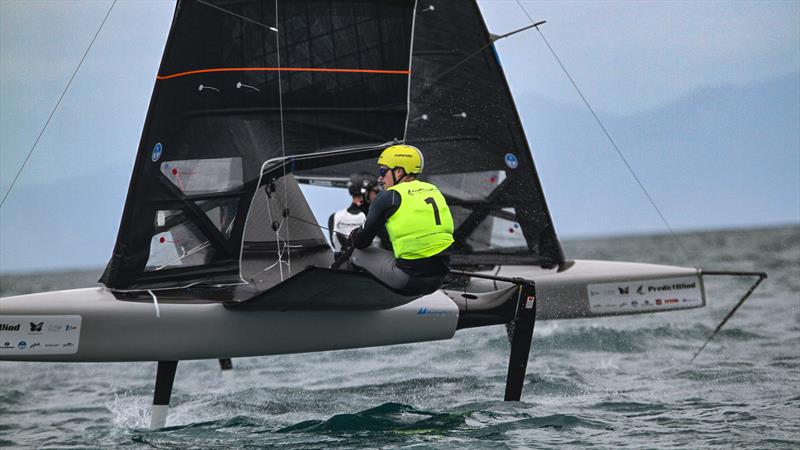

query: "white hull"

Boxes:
[0, 288, 459, 362]
[0, 260, 705, 363]
[496, 260, 705, 320]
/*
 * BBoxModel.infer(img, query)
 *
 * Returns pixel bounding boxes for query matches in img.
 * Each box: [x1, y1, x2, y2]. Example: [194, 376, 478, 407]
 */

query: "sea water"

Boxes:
[1, 226, 798, 448]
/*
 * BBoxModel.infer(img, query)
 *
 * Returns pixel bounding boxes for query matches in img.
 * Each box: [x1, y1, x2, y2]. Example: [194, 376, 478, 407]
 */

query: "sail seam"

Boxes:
[157, 67, 411, 80]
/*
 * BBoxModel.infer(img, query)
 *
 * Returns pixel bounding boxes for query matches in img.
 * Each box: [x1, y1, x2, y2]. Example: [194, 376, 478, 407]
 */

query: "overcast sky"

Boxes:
[1, 0, 798, 272]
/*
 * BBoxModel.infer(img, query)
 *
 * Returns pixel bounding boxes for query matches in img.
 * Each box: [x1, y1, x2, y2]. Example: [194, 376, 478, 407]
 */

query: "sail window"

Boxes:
[429, 170, 502, 201]
[146, 210, 215, 271]
[462, 207, 527, 252]
[197, 199, 238, 239]
[487, 208, 528, 249]
[160, 158, 243, 195]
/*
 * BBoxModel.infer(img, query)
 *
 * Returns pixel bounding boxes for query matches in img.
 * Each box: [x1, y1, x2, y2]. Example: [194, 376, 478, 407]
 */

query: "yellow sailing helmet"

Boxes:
[377, 144, 424, 174]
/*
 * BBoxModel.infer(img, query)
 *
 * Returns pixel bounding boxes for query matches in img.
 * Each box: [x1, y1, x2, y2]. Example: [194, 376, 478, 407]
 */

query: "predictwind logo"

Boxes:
[0, 323, 21, 332]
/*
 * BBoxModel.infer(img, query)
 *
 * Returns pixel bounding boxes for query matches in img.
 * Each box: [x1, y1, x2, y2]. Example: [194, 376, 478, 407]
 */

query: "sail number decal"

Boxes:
[424, 197, 442, 225]
[0, 315, 81, 355]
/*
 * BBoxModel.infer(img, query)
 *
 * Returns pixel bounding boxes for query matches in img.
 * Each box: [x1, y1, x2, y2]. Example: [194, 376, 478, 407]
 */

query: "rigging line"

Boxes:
[254, 255, 290, 277]
[264, 185, 286, 281]
[424, 20, 545, 89]
[0, 0, 117, 210]
[274, 0, 291, 274]
[252, 239, 303, 279]
[514, 0, 698, 268]
[287, 214, 349, 238]
[402, 0, 420, 141]
[147, 290, 161, 319]
[196, 0, 278, 33]
[154, 240, 212, 271]
[691, 272, 767, 362]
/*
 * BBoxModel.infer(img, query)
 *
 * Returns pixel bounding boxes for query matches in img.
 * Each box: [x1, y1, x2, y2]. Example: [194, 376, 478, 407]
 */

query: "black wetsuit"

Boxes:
[358, 198, 392, 253]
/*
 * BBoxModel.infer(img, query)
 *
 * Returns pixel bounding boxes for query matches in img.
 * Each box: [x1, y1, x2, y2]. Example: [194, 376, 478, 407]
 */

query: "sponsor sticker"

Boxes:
[504, 153, 519, 169]
[0, 315, 81, 355]
[587, 276, 703, 314]
[151, 143, 163, 162]
[525, 295, 536, 310]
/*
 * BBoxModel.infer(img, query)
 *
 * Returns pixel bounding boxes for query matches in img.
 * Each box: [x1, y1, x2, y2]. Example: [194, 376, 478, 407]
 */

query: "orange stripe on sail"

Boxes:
[157, 67, 410, 80]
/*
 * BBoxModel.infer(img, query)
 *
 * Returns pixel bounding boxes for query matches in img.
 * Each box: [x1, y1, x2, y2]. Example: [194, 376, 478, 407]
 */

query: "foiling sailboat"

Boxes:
[0, 0, 765, 429]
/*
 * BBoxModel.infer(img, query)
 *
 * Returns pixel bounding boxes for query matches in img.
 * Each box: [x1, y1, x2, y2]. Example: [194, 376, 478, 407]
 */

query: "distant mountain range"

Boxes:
[519, 72, 799, 237]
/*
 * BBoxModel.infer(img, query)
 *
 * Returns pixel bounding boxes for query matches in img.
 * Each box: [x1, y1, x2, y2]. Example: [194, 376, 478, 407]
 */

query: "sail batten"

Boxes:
[158, 67, 411, 80]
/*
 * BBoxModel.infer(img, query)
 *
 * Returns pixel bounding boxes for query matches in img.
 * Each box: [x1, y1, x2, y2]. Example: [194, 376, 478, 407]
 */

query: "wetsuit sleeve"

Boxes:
[352, 190, 400, 249]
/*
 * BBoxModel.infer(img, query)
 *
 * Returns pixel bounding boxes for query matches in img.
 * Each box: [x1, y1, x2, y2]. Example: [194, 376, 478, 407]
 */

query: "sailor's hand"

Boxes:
[348, 226, 362, 244]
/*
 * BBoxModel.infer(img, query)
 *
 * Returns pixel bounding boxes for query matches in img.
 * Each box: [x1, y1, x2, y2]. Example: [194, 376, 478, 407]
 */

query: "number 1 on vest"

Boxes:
[424, 197, 442, 225]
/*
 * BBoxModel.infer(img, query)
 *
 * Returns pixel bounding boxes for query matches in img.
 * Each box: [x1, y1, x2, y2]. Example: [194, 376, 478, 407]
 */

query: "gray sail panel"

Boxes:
[241, 174, 332, 291]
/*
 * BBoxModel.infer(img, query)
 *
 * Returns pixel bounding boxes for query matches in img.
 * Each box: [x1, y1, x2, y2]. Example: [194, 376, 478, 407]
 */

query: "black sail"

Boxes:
[409, 1, 563, 267]
[299, 1, 564, 268]
[101, 0, 416, 291]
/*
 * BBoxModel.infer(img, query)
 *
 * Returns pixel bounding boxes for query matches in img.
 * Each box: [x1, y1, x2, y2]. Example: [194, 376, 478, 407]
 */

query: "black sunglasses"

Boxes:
[378, 167, 391, 178]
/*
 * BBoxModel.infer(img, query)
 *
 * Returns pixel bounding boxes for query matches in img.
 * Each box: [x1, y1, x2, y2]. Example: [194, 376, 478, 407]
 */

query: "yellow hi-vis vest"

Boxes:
[386, 180, 454, 259]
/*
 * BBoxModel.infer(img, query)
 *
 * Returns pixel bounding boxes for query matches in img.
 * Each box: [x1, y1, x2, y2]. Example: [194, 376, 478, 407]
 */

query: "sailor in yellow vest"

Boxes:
[346, 145, 454, 295]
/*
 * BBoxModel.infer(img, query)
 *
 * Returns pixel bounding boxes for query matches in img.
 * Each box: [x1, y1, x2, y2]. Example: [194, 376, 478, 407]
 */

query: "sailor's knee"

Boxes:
[349, 249, 365, 267]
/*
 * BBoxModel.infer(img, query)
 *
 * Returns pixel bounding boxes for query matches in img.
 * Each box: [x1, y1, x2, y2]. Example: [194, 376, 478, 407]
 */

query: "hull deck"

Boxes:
[0, 260, 705, 363]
